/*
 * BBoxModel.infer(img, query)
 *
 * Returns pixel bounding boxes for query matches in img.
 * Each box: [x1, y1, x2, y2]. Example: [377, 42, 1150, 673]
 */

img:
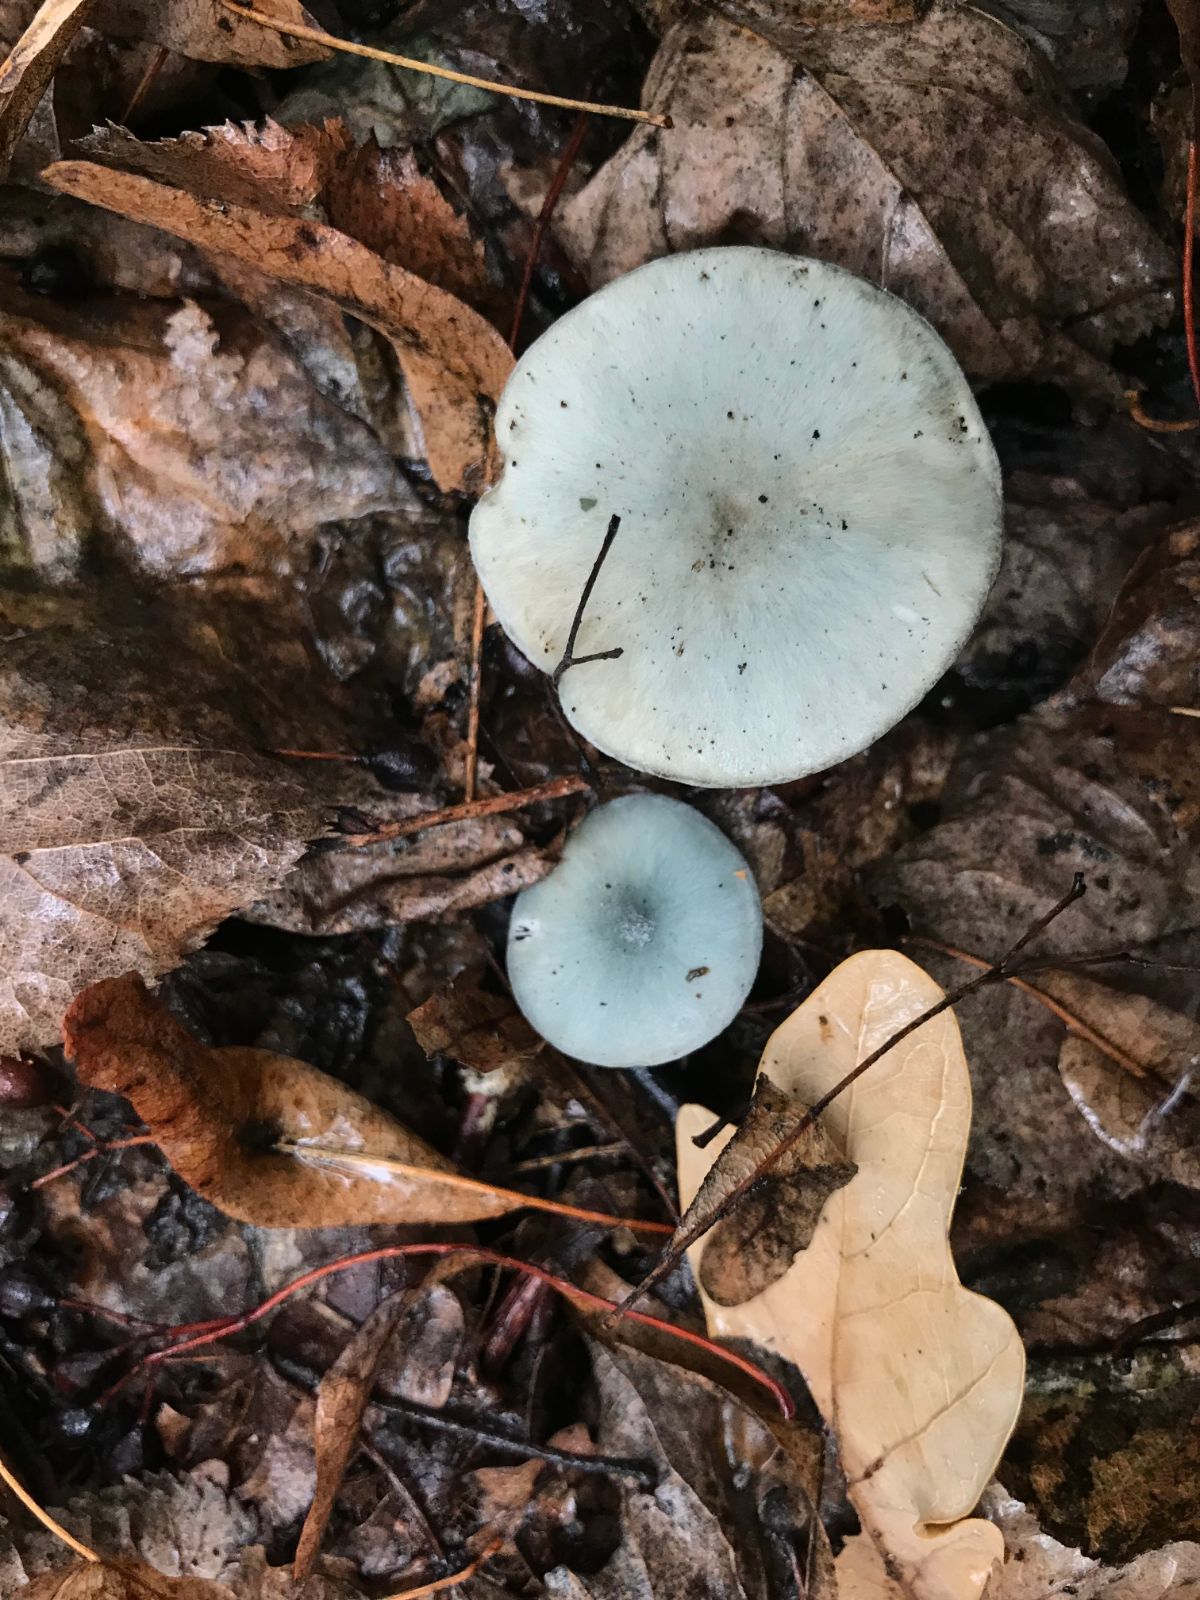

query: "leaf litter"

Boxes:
[3, 0, 1200, 1594]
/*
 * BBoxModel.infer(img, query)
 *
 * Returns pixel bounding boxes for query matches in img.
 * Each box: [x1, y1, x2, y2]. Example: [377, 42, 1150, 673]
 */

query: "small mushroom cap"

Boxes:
[507, 794, 762, 1069]
[471, 247, 1002, 787]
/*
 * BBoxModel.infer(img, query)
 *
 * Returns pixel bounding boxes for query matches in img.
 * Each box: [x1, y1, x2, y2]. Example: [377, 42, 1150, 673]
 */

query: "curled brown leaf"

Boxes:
[60, 974, 665, 1233]
[42, 160, 513, 493]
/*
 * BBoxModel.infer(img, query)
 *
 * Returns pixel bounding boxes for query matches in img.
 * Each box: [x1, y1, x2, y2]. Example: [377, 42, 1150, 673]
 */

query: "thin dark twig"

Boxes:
[1112, 1295, 1200, 1359]
[611, 875, 1088, 1318]
[510, 112, 590, 350]
[379, 1398, 656, 1487]
[551, 514, 625, 688]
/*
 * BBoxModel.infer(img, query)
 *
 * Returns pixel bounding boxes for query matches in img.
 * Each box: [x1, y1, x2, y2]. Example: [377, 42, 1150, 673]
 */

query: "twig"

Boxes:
[385, 1537, 504, 1600]
[120, 43, 168, 123]
[551, 515, 625, 688]
[1112, 1295, 1200, 1358]
[1126, 388, 1200, 433]
[1187, 134, 1200, 411]
[505, 1140, 627, 1175]
[906, 936, 1148, 1079]
[464, 581, 488, 804]
[510, 112, 590, 349]
[612, 876, 1088, 1318]
[341, 772, 588, 846]
[275, 1139, 673, 1235]
[379, 1397, 656, 1486]
[32, 1133, 156, 1189]
[216, 1, 672, 127]
[95, 1242, 793, 1419]
[0, 1454, 99, 1564]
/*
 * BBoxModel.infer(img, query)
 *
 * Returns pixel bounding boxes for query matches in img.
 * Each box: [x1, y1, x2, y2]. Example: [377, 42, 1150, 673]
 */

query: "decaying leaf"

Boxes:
[21, 1559, 230, 1597]
[678, 951, 1024, 1600]
[677, 1076, 856, 1306]
[78, 122, 494, 316]
[1036, 968, 1200, 1187]
[544, 1339, 834, 1600]
[0, 584, 360, 1057]
[244, 821, 553, 936]
[407, 983, 544, 1075]
[558, 5, 1172, 394]
[43, 159, 513, 493]
[0, 0, 94, 178]
[62, 972, 535, 1228]
[294, 1295, 408, 1579]
[0, 287, 404, 583]
[89, 0, 329, 69]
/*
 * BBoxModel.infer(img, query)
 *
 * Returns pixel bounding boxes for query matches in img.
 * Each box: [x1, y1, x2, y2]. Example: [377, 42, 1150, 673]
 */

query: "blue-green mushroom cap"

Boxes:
[507, 794, 762, 1068]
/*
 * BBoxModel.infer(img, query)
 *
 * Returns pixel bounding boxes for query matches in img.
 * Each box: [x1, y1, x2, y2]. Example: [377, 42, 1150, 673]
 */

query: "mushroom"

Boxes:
[470, 247, 1002, 787]
[507, 794, 761, 1068]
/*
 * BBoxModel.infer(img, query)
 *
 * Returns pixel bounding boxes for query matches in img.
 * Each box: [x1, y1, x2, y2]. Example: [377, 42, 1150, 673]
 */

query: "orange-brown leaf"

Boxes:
[42, 160, 512, 493]
[0, 0, 94, 178]
[407, 984, 544, 1076]
[61, 974, 515, 1229]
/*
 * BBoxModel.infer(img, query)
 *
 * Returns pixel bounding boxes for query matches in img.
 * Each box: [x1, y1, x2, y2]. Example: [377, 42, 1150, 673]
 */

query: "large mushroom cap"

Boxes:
[507, 794, 761, 1069]
[471, 247, 1002, 787]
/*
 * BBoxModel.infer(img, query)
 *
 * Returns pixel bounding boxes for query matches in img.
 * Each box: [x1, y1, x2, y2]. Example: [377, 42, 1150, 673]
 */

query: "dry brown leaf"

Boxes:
[558, 4, 1172, 394]
[407, 983, 544, 1075]
[1034, 969, 1200, 1187]
[62, 972, 526, 1229]
[43, 159, 513, 493]
[678, 951, 1024, 1600]
[0, 0, 94, 178]
[21, 1559, 231, 1598]
[244, 823, 553, 936]
[0, 287, 403, 583]
[59, 972, 651, 1233]
[294, 1295, 409, 1579]
[89, 0, 328, 69]
[0, 583, 363, 1056]
[677, 1076, 856, 1306]
[78, 123, 493, 314]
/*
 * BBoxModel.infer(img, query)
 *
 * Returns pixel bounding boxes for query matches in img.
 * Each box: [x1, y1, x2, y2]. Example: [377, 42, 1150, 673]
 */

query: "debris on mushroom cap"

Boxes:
[470, 247, 1003, 787]
[506, 793, 762, 1069]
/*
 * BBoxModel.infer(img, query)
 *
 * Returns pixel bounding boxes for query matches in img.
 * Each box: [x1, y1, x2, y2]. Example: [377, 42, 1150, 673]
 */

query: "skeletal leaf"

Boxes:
[677, 950, 1024, 1600]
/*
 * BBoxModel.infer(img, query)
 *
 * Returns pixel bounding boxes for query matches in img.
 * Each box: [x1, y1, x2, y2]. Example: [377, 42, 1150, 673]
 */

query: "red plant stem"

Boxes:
[1186, 138, 1200, 411]
[509, 112, 590, 351]
[99, 1243, 793, 1420]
